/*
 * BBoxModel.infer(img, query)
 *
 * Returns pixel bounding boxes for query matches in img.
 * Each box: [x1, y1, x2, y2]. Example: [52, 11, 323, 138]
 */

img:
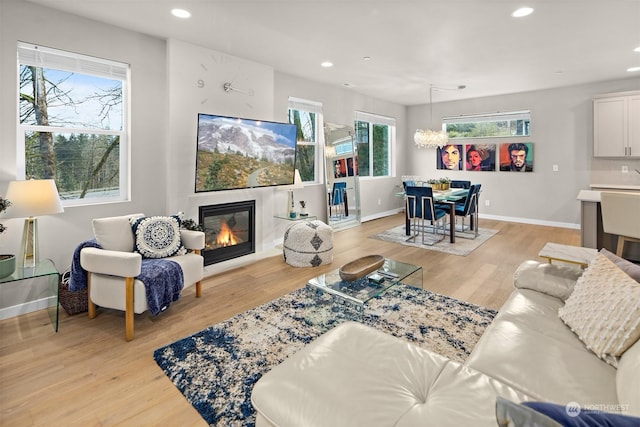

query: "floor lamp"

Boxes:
[5, 179, 64, 269]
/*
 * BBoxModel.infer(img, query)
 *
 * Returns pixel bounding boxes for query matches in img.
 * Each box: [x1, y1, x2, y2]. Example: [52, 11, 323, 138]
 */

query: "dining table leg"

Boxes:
[445, 201, 456, 243]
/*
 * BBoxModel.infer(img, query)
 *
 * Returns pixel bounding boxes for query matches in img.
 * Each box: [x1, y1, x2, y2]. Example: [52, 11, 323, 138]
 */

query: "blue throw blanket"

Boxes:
[69, 240, 185, 316]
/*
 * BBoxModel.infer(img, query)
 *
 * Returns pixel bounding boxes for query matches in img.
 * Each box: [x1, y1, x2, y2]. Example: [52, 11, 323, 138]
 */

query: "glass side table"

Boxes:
[0, 259, 60, 332]
[274, 213, 318, 221]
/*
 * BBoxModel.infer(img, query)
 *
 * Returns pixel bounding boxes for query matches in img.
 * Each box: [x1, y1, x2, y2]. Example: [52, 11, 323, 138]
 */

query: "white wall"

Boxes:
[0, 0, 168, 314]
[406, 78, 640, 227]
[274, 72, 408, 221]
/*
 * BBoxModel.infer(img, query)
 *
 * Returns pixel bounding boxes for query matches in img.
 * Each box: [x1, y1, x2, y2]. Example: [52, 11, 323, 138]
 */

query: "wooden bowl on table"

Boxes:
[338, 255, 385, 281]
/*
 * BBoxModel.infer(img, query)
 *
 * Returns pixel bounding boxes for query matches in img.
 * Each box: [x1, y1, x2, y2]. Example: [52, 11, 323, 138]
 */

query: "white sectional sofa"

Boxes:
[251, 255, 640, 426]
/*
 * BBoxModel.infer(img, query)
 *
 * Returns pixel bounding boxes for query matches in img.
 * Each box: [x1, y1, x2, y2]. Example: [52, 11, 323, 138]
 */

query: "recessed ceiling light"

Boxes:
[363, 56, 371, 61]
[343, 83, 354, 88]
[627, 66, 640, 72]
[634, 46, 640, 53]
[321, 61, 333, 68]
[512, 7, 534, 18]
[171, 8, 191, 18]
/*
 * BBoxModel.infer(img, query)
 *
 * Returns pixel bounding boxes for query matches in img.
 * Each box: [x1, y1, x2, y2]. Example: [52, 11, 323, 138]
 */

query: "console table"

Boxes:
[538, 242, 598, 268]
[0, 259, 60, 331]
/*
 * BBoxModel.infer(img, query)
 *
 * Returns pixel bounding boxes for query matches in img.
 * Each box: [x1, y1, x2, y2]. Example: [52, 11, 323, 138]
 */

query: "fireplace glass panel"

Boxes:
[199, 200, 255, 265]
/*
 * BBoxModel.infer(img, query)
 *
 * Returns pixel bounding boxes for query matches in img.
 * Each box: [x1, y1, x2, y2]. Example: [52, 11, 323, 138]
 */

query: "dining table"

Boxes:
[398, 187, 469, 243]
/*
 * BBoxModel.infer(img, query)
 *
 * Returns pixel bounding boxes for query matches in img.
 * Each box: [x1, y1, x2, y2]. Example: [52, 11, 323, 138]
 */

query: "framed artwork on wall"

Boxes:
[437, 144, 463, 170]
[333, 158, 347, 177]
[465, 144, 496, 171]
[499, 142, 534, 172]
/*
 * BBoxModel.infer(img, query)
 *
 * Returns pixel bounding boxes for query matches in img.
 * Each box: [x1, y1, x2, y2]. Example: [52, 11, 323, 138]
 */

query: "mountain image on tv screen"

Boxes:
[195, 114, 297, 192]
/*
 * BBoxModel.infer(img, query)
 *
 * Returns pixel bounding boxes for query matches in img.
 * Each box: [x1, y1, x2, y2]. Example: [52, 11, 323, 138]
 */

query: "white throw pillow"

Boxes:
[130, 215, 186, 259]
[559, 253, 640, 367]
[92, 213, 144, 252]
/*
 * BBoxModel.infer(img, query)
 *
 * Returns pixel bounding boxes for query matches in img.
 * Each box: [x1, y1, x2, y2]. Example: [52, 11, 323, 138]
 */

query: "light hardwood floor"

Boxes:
[0, 214, 579, 426]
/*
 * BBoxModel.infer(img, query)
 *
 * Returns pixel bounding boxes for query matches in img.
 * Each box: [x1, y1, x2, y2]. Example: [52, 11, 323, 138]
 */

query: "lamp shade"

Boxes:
[5, 179, 64, 217]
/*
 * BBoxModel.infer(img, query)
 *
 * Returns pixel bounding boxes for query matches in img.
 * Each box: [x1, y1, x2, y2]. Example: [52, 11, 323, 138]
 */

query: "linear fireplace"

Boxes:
[199, 200, 255, 265]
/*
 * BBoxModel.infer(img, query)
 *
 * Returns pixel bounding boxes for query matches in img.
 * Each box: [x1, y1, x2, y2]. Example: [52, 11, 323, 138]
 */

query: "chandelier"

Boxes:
[414, 84, 465, 149]
[414, 128, 448, 148]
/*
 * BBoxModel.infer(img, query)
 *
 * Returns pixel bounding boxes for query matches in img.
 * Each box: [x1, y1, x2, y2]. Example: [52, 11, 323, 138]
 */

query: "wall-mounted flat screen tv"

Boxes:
[195, 113, 297, 192]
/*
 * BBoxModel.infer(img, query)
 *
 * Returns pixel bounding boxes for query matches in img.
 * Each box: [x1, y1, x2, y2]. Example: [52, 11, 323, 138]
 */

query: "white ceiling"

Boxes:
[26, 0, 640, 105]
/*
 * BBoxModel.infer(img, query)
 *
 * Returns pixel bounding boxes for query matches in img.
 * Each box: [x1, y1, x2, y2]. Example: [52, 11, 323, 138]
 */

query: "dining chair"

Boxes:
[600, 191, 640, 258]
[330, 182, 347, 219]
[438, 184, 480, 239]
[405, 186, 447, 244]
[450, 180, 471, 189]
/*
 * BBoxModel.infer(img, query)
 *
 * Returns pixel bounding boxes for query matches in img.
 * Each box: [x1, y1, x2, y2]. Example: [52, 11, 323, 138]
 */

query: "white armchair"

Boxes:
[79, 213, 205, 341]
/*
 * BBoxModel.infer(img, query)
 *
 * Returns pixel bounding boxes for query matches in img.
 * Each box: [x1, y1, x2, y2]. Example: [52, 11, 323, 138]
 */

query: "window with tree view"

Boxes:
[444, 111, 530, 139]
[17, 42, 129, 204]
[288, 98, 322, 183]
[355, 112, 394, 177]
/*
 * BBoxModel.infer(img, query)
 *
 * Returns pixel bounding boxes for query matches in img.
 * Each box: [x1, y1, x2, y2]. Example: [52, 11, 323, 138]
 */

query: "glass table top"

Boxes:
[307, 258, 422, 305]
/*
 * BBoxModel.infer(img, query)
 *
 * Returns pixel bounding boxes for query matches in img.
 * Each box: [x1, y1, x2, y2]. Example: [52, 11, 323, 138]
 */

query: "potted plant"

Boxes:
[0, 197, 15, 279]
[439, 177, 451, 191]
[426, 179, 441, 190]
[299, 200, 308, 217]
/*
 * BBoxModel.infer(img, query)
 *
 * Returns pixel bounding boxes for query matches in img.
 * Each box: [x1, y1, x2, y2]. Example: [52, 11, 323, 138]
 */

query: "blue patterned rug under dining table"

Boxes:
[153, 284, 497, 426]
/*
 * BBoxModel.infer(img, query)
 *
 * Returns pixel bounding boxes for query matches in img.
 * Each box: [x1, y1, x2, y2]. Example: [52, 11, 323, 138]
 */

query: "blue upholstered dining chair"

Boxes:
[405, 186, 447, 244]
[450, 180, 471, 189]
[330, 181, 347, 219]
[439, 184, 480, 239]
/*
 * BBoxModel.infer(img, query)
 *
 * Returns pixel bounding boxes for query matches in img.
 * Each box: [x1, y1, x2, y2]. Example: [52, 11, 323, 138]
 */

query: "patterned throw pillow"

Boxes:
[559, 253, 640, 367]
[130, 215, 186, 259]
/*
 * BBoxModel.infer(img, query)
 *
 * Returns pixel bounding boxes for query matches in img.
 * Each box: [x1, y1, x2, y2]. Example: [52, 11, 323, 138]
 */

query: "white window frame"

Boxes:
[354, 111, 396, 179]
[17, 42, 130, 206]
[287, 97, 324, 184]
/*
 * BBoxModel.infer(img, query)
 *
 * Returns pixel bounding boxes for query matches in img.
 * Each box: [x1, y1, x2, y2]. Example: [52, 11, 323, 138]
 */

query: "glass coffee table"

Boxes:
[304, 258, 422, 326]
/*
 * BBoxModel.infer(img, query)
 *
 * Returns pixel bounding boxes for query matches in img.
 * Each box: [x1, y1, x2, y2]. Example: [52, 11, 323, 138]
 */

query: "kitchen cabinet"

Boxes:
[593, 91, 640, 157]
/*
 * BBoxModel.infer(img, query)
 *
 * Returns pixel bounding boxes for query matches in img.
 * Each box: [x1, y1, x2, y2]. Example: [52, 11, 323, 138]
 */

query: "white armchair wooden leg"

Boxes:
[87, 273, 96, 319]
[196, 281, 202, 298]
[125, 277, 134, 341]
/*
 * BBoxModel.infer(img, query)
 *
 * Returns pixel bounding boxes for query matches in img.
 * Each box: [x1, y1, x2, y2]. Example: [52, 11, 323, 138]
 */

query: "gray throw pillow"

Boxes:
[600, 248, 640, 283]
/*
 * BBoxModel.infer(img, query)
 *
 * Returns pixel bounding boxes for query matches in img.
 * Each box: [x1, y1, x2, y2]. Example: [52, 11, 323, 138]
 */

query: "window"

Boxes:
[287, 97, 323, 183]
[444, 111, 530, 139]
[17, 42, 129, 205]
[354, 111, 395, 177]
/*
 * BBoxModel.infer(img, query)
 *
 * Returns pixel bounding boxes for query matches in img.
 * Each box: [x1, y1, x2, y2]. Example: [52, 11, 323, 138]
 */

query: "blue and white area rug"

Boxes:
[153, 285, 496, 426]
[370, 224, 499, 256]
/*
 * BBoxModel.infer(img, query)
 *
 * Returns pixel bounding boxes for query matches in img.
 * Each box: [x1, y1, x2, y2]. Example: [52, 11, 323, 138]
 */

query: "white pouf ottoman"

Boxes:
[283, 220, 333, 267]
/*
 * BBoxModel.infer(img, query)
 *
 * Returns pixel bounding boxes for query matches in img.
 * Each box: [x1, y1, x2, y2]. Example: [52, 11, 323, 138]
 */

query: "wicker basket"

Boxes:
[58, 270, 88, 315]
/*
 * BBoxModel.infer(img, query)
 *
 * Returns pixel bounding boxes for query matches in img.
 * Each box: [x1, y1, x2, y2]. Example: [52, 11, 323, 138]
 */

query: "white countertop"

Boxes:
[590, 183, 640, 191]
[578, 186, 640, 202]
[577, 190, 601, 202]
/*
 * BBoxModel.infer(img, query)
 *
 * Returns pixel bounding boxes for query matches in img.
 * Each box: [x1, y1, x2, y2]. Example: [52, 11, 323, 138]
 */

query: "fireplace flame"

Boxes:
[217, 221, 238, 247]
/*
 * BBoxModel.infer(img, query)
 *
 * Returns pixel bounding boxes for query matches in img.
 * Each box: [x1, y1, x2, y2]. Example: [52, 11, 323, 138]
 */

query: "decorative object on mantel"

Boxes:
[5, 179, 64, 269]
[299, 200, 308, 216]
[414, 84, 465, 149]
[0, 196, 15, 279]
[338, 254, 385, 281]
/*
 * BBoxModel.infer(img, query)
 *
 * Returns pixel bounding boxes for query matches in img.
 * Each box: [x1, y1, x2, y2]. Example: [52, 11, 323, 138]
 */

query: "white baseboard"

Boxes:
[477, 213, 580, 230]
[361, 208, 404, 223]
[0, 296, 56, 321]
